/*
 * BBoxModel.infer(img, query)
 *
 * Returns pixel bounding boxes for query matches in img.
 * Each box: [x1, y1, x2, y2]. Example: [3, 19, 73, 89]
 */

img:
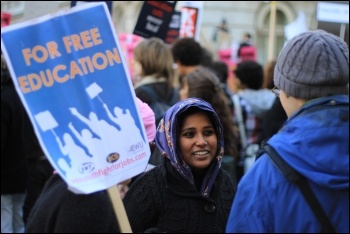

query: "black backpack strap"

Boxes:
[263, 144, 336, 233]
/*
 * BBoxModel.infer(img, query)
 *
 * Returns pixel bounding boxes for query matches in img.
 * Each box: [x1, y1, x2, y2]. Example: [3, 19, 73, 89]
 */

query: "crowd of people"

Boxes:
[1, 29, 348, 233]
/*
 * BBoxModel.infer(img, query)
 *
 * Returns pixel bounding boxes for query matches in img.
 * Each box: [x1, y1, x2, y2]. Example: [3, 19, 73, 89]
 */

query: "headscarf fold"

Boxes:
[155, 98, 224, 196]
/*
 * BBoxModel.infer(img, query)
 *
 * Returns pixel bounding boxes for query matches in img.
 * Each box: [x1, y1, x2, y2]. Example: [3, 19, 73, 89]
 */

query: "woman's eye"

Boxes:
[183, 132, 194, 138]
[204, 130, 215, 136]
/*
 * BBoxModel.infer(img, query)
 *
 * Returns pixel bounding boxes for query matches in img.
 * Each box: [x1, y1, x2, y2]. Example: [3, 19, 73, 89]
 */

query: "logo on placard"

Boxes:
[78, 162, 95, 174]
[106, 152, 120, 163]
[128, 141, 144, 153]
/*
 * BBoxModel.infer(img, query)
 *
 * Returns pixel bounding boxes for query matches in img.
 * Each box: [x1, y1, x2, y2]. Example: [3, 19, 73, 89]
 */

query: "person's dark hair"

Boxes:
[200, 47, 213, 67]
[171, 38, 203, 66]
[234, 60, 263, 90]
[244, 33, 251, 39]
[182, 67, 238, 159]
[209, 61, 228, 84]
[263, 60, 276, 89]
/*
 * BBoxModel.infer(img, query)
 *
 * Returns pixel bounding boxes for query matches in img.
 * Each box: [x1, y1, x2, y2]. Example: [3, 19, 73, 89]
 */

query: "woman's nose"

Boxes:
[195, 136, 207, 146]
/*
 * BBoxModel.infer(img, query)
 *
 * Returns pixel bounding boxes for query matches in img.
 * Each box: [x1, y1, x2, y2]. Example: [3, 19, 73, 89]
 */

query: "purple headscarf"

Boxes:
[155, 97, 224, 197]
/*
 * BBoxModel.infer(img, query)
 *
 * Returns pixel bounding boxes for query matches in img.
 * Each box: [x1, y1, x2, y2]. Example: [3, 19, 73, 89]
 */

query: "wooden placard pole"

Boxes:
[268, 1, 277, 61]
[107, 185, 132, 233]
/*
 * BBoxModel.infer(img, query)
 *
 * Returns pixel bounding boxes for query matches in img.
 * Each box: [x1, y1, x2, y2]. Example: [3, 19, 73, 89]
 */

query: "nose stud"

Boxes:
[205, 141, 208, 145]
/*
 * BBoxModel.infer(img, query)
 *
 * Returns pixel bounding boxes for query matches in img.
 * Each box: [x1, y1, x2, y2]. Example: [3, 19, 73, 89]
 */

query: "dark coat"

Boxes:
[258, 98, 287, 144]
[135, 82, 179, 111]
[123, 158, 236, 233]
[26, 174, 120, 233]
[1, 80, 28, 194]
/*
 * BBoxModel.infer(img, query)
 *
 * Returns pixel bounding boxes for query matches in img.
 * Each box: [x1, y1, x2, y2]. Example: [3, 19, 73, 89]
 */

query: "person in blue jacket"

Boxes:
[226, 30, 349, 233]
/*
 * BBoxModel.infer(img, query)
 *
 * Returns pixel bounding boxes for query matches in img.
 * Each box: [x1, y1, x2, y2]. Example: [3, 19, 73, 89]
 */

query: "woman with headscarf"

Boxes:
[179, 66, 239, 181]
[123, 97, 236, 233]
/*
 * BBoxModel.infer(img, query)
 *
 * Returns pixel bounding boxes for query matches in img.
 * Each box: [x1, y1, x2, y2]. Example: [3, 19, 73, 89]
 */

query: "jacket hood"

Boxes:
[239, 89, 276, 117]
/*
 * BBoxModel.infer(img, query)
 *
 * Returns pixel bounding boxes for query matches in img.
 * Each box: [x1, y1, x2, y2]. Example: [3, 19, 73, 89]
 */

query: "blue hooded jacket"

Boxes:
[226, 95, 349, 233]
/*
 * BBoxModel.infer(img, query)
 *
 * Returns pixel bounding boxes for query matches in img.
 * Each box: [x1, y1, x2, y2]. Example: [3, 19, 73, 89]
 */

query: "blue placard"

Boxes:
[1, 2, 150, 194]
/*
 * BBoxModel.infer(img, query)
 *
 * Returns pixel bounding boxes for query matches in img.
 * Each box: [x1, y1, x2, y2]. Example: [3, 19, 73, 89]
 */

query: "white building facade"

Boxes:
[2, 1, 348, 66]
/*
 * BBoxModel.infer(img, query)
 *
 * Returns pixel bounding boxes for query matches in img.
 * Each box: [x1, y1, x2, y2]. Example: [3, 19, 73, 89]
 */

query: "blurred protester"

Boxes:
[258, 59, 287, 145]
[213, 18, 231, 50]
[232, 60, 275, 181]
[236, 32, 253, 60]
[208, 60, 234, 113]
[132, 37, 179, 165]
[1, 53, 27, 233]
[200, 46, 214, 68]
[179, 67, 239, 180]
[23, 133, 53, 225]
[212, 18, 229, 42]
[26, 97, 156, 233]
[1, 48, 51, 229]
[133, 37, 178, 108]
[27, 173, 121, 233]
[171, 37, 203, 84]
[262, 60, 276, 90]
[227, 30, 349, 233]
[236, 32, 257, 62]
[123, 98, 236, 233]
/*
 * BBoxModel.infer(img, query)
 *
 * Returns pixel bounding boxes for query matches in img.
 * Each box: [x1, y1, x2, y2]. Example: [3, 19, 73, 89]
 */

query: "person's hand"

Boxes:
[118, 184, 129, 199]
[118, 179, 131, 198]
[119, 178, 131, 185]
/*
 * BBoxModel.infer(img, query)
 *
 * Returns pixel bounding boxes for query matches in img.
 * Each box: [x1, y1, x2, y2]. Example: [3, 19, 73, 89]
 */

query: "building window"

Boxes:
[256, 2, 294, 66]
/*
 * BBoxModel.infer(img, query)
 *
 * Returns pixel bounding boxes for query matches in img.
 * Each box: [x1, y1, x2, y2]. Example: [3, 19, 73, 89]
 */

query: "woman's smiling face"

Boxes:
[179, 111, 217, 169]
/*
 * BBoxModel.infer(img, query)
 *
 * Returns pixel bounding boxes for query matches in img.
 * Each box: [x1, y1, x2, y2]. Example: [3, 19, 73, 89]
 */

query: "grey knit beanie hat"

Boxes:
[274, 30, 349, 99]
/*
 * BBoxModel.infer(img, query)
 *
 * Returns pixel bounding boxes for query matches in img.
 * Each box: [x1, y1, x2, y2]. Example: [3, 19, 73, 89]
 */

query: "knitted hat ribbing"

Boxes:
[274, 30, 349, 99]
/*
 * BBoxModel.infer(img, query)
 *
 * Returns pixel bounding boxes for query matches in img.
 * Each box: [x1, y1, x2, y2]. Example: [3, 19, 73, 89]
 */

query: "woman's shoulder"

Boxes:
[123, 166, 165, 208]
[219, 169, 237, 188]
[129, 165, 164, 189]
[41, 173, 66, 194]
